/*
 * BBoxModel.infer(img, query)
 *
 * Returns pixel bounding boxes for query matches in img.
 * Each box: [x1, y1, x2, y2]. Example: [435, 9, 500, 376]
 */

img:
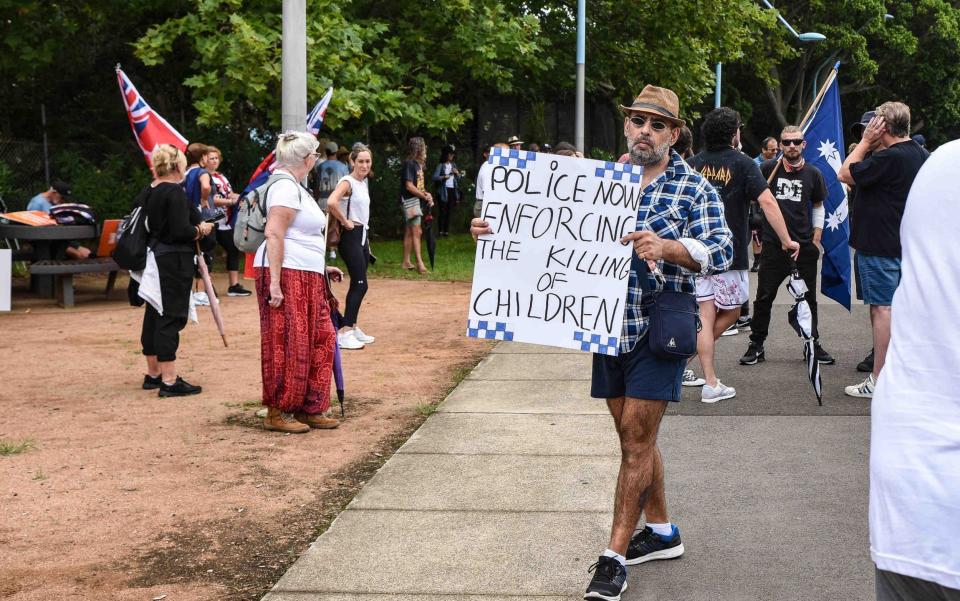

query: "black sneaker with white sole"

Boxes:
[227, 284, 252, 297]
[739, 341, 765, 365]
[625, 526, 685, 565]
[158, 376, 202, 397]
[142, 374, 162, 390]
[584, 555, 627, 601]
[813, 341, 835, 365]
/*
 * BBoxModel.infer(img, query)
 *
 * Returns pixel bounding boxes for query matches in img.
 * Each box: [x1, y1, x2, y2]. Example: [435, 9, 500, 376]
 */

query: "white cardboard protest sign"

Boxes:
[467, 148, 643, 355]
[0, 249, 10, 311]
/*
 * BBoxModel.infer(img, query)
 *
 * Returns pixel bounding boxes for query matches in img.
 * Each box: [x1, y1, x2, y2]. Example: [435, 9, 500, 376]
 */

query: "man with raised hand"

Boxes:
[473, 85, 732, 601]
[688, 107, 799, 403]
[838, 102, 928, 399]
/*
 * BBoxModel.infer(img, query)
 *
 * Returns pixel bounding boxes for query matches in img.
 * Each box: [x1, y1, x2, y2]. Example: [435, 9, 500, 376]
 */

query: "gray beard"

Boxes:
[628, 138, 671, 166]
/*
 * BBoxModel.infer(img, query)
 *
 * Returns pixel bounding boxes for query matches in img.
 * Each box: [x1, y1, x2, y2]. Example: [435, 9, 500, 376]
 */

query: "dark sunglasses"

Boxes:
[628, 115, 669, 132]
[781, 138, 804, 146]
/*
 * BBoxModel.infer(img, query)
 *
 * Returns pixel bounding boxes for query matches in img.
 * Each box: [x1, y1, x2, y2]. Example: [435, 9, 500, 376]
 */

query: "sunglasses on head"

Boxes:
[628, 115, 669, 132]
[781, 138, 804, 146]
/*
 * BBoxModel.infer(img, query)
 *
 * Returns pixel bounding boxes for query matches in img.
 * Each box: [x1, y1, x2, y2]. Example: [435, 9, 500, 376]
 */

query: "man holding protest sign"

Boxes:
[688, 107, 799, 403]
[473, 85, 733, 601]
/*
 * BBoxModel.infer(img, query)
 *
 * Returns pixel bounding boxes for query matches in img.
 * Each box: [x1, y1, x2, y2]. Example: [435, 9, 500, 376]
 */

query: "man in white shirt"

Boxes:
[473, 143, 508, 218]
[870, 140, 960, 601]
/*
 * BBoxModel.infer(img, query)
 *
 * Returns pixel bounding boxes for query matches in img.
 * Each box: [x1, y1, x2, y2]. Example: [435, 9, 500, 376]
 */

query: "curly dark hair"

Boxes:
[701, 107, 741, 151]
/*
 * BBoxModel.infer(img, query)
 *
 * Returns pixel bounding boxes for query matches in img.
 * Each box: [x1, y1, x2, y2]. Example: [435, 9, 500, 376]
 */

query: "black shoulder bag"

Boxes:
[636, 213, 701, 360]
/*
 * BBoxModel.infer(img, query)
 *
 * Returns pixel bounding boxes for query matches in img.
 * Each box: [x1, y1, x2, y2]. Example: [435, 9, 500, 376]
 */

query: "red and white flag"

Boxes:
[116, 66, 188, 168]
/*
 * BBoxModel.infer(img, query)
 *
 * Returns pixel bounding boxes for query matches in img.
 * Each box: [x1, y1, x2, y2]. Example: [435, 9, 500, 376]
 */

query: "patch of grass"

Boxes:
[33, 468, 47, 481]
[0, 438, 34, 456]
[223, 400, 263, 410]
[414, 402, 438, 417]
[329, 233, 477, 282]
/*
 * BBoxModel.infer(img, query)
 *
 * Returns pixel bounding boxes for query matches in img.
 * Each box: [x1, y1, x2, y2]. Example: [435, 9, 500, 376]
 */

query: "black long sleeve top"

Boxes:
[138, 182, 201, 248]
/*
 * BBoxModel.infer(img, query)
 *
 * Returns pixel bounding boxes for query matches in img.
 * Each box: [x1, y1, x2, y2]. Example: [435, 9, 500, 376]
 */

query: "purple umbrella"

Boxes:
[326, 274, 345, 416]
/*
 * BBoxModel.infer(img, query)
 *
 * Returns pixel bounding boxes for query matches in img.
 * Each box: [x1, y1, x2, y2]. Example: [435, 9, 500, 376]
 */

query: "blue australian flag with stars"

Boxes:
[802, 69, 852, 310]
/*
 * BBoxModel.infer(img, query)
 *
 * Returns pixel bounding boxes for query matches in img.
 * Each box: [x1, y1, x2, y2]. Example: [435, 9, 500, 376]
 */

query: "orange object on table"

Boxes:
[0, 211, 57, 226]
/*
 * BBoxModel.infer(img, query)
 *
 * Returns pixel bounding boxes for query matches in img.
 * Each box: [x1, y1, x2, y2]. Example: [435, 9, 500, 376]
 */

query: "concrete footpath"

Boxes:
[263, 298, 874, 600]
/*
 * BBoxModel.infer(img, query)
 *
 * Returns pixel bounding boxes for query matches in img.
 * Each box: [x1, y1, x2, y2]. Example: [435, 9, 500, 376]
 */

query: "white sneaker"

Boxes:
[337, 329, 365, 350]
[701, 380, 736, 403]
[720, 324, 739, 337]
[192, 291, 210, 306]
[352, 326, 375, 344]
[844, 373, 875, 398]
[681, 369, 706, 387]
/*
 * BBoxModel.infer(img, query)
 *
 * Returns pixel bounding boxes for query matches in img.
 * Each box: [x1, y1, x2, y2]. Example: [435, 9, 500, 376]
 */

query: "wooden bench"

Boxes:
[29, 257, 119, 307]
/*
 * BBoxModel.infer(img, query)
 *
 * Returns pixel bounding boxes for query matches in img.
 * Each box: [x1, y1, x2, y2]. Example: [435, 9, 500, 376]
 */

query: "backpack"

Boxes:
[112, 189, 151, 271]
[50, 203, 96, 225]
[233, 172, 297, 253]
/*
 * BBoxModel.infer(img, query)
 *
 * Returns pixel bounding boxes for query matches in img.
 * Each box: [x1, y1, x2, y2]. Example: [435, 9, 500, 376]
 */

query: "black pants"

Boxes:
[141, 252, 194, 362]
[750, 242, 820, 345]
[438, 188, 460, 234]
[339, 226, 369, 327]
[215, 228, 241, 271]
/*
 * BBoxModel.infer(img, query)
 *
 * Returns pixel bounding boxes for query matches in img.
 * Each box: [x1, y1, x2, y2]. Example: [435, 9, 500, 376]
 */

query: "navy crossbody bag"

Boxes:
[634, 239, 700, 360]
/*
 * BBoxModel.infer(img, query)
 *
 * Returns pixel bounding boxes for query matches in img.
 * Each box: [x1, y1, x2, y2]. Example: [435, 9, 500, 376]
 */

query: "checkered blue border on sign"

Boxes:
[488, 147, 537, 170]
[467, 319, 515, 341]
[573, 331, 619, 356]
[594, 161, 642, 184]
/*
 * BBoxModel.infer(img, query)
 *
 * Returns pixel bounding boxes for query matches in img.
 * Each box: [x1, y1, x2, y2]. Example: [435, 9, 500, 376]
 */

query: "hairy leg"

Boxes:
[607, 397, 669, 554]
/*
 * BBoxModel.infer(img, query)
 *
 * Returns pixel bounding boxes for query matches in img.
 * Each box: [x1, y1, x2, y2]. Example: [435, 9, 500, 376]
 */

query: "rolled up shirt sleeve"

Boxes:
[685, 184, 733, 276]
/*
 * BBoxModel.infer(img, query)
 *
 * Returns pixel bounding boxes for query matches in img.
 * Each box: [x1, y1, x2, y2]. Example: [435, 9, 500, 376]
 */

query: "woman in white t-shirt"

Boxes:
[327, 143, 375, 350]
[255, 131, 344, 434]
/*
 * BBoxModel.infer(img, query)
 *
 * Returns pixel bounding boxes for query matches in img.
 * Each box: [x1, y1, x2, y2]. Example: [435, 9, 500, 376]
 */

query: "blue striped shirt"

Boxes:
[619, 151, 733, 353]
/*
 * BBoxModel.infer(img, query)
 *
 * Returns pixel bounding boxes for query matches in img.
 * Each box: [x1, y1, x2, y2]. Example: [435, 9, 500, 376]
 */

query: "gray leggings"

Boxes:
[876, 569, 960, 601]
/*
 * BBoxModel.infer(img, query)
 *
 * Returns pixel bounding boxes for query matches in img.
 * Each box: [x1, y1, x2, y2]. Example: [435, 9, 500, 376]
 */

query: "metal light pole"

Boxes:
[281, 0, 307, 133]
[574, 0, 585, 153]
[714, 0, 825, 108]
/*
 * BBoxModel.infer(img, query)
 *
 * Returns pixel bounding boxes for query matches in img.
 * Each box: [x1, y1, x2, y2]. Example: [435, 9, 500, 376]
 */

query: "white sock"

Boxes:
[601, 548, 626, 567]
[646, 522, 674, 537]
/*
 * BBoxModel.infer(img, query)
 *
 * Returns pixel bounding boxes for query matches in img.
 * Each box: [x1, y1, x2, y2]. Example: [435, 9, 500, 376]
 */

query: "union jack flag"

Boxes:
[243, 88, 335, 193]
[116, 66, 188, 168]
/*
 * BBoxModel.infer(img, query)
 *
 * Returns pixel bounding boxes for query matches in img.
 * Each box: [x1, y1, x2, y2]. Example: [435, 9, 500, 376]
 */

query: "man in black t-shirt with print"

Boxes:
[838, 102, 929, 398]
[741, 125, 836, 367]
[688, 107, 799, 402]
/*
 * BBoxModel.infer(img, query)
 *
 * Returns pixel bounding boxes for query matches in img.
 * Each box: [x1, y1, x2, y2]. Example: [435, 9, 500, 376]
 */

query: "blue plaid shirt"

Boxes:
[619, 151, 733, 353]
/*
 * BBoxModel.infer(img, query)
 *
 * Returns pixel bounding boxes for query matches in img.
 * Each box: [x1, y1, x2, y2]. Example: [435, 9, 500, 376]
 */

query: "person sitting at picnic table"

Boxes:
[139, 144, 214, 397]
[256, 131, 343, 434]
[26, 180, 91, 260]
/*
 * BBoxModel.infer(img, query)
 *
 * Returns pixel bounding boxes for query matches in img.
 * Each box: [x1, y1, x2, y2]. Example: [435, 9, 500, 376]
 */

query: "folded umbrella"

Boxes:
[785, 263, 821, 405]
[326, 273, 345, 416]
[195, 241, 228, 348]
[423, 202, 436, 269]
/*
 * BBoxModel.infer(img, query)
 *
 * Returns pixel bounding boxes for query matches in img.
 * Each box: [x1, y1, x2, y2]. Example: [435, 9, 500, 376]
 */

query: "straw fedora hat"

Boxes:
[619, 85, 685, 127]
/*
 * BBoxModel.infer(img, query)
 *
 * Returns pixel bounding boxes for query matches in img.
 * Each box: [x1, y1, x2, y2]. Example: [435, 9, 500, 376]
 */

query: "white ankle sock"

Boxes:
[646, 522, 674, 537]
[601, 548, 626, 567]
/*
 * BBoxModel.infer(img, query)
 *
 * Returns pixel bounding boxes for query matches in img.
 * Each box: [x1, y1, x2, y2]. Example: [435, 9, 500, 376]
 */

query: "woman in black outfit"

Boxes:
[140, 144, 215, 397]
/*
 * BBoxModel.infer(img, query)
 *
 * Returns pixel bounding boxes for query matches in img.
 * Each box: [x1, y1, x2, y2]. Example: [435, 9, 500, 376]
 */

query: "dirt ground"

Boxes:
[0, 272, 492, 600]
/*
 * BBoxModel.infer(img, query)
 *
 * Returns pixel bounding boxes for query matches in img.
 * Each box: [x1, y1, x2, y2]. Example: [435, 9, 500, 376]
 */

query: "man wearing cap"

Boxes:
[506, 135, 524, 150]
[474, 85, 733, 601]
[26, 180, 91, 260]
[312, 140, 349, 211]
[839, 102, 929, 399]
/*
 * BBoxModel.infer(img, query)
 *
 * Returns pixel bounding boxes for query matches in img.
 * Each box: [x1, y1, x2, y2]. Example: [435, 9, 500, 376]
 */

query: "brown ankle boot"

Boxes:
[294, 412, 340, 429]
[264, 407, 310, 433]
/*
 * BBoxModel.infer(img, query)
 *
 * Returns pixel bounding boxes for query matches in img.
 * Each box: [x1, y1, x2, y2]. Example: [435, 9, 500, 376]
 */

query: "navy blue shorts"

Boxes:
[591, 338, 685, 401]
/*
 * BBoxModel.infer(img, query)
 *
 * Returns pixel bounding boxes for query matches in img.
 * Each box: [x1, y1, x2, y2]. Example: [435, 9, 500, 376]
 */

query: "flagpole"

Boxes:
[766, 61, 841, 184]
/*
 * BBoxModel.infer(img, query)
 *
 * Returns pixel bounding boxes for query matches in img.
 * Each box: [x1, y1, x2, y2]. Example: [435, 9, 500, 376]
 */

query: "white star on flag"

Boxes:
[817, 139, 842, 173]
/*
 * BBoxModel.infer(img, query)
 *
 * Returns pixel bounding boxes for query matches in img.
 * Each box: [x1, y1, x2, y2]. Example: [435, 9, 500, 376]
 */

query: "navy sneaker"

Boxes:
[584, 555, 627, 601]
[625, 525, 685, 566]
